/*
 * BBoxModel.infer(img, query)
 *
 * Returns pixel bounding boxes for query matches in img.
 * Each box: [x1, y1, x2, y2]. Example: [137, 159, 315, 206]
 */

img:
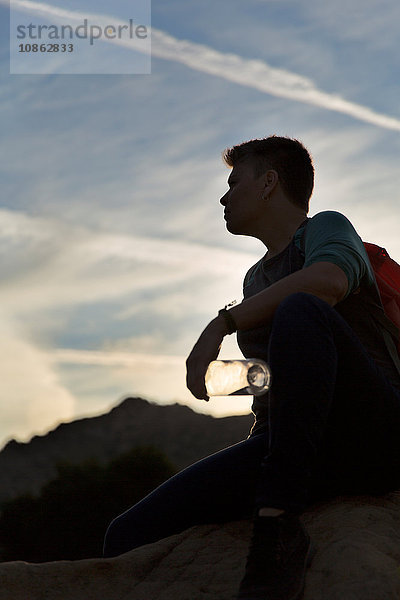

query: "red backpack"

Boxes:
[363, 242, 400, 354]
[299, 220, 400, 359]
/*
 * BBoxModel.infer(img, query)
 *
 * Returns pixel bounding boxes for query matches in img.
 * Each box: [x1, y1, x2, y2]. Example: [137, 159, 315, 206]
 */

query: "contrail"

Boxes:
[6, 0, 400, 131]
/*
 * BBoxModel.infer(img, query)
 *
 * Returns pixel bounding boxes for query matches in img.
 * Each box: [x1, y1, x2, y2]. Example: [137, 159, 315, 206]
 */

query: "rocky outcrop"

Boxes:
[1, 493, 400, 599]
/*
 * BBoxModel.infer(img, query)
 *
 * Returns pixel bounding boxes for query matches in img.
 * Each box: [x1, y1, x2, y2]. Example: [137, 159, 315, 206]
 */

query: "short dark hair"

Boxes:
[222, 136, 314, 212]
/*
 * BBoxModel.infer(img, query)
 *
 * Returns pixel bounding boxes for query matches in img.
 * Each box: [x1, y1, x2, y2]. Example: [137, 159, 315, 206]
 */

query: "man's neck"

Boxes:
[260, 213, 307, 259]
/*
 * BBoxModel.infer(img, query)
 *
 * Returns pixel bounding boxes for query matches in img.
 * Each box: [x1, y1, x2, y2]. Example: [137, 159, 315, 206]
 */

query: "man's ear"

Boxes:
[263, 169, 278, 191]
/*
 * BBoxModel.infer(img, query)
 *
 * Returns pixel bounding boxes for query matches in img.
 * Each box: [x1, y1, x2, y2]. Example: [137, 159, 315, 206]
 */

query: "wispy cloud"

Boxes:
[0, 208, 255, 314]
[6, 0, 400, 131]
[0, 203, 254, 443]
[53, 348, 184, 367]
[50, 343, 252, 421]
[150, 33, 400, 132]
[0, 311, 76, 444]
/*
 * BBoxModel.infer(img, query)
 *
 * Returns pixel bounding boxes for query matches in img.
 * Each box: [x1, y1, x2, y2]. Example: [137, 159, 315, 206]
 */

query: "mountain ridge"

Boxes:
[0, 397, 253, 503]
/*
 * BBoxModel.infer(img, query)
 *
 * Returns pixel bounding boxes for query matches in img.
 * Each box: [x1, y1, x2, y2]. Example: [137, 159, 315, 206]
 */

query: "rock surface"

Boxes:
[1, 493, 400, 599]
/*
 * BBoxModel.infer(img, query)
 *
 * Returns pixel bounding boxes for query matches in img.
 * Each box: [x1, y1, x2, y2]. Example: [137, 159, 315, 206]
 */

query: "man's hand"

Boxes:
[186, 316, 228, 401]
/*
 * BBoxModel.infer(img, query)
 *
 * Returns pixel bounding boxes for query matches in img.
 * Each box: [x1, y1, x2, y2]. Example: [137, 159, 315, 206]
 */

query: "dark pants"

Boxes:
[103, 293, 400, 557]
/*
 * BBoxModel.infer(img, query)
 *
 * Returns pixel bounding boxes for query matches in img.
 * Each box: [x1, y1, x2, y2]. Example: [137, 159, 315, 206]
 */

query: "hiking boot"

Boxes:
[237, 512, 315, 600]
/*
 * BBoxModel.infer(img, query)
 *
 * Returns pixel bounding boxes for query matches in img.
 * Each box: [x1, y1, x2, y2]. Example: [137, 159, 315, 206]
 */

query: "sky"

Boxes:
[0, 0, 400, 449]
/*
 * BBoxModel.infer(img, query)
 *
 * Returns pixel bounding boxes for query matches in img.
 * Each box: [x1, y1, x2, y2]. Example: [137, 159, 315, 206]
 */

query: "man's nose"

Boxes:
[220, 191, 228, 206]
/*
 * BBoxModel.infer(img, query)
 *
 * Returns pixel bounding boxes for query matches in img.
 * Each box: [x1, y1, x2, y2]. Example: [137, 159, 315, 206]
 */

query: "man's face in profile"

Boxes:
[220, 161, 266, 236]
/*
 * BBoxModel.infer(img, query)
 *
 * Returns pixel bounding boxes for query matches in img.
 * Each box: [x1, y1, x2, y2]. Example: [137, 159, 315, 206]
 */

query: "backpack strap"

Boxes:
[298, 218, 310, 258]
[243, 262, 260, 290]
[363, 284, 400, 376]
[380, 327, 400, 376]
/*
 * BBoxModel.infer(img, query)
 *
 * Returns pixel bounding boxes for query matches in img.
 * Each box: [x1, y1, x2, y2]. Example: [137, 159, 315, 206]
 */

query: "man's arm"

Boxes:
[186, 261, 348, 400]
[228, 261, 348, 331]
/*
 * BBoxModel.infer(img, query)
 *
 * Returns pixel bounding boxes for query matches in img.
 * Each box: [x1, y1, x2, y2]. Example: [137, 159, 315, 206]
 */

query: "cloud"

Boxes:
[0, 202, 256, 440]
[0, 312, 76, 446]
[0, 208, 256, 316]
[6, 0, 400, 131]
[50, 340, 252, 421]
[53, 348, 184, 367]
[150, 33, 400, 132]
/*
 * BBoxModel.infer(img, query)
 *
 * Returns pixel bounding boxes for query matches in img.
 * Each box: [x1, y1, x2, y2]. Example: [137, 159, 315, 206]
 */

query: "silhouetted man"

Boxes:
[105, 136, 400, 600]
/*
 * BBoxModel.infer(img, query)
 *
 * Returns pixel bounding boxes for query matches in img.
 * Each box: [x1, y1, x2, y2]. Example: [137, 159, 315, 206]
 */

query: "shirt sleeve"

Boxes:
[299, 211, 374, 298]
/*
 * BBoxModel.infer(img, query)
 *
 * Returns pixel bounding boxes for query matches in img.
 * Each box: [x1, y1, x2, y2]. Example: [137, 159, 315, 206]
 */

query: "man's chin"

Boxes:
[226, 222, 244, 235]
[225, 219, 236, 232]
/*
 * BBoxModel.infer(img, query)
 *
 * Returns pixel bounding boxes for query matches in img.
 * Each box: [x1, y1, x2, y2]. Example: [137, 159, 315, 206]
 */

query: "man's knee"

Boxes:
[268, 293, 336, 348]
[275, 292, 331, 321]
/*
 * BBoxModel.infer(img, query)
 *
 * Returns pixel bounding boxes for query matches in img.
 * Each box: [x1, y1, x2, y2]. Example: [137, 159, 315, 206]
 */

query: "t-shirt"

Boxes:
[297, 211, 374, 297]
[237, 210, 400, 435]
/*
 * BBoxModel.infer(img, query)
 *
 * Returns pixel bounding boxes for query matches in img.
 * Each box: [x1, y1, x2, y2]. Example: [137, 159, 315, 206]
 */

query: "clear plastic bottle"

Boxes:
[205, 359, 271, 396]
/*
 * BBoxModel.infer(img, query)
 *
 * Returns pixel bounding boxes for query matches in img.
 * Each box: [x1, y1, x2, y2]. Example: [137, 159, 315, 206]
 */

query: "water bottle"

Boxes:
[205, 359, 271, 396]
